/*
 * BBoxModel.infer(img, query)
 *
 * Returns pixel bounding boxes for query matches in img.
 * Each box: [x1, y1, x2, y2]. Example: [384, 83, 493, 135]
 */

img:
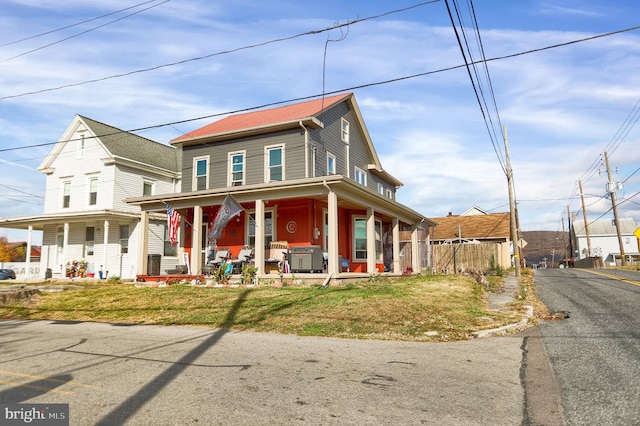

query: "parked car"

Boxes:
[0, 269, 16, 280]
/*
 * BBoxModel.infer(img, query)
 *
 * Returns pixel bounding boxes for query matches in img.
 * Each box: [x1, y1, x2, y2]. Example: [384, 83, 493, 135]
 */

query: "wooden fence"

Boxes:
[432, 243, 505, 274]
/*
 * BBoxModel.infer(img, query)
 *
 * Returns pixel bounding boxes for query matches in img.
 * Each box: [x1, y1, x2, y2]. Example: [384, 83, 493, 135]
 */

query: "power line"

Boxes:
[444, 0, 506, 175]
[1, 19, 639, 155]
[0, 0, 164, 48]
[2, 1, 170, 62]
[0, 0, 441, 101]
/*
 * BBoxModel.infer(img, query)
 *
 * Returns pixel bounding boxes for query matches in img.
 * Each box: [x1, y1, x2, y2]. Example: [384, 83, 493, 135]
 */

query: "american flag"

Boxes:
[166, 204, 180, 246]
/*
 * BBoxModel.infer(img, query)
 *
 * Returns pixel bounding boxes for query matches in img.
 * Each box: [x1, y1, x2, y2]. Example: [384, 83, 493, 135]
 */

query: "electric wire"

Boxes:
[2, 0, 170, 62]
[444, 0, 506, 175]
[0, 0, 441, 101]
[0, 0, 164, 48]
[3, 16, 640, 155]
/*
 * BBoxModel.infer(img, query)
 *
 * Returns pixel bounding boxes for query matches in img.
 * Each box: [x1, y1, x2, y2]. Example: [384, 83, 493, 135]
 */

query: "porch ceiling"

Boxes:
[0, 210, 146, 231]
[127, 175, 434, 226]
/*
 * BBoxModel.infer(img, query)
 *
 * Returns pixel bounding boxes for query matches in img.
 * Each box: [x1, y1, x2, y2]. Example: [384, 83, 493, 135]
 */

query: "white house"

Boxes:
[0, 115, 182, 279]
[572, 217, 639, 266]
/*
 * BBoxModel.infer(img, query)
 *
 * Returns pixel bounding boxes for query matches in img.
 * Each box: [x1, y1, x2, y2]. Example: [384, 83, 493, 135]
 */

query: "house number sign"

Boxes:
[286, 220, 297, 234]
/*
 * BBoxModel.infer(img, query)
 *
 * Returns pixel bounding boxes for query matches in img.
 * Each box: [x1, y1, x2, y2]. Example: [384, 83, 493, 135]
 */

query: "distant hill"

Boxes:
[521, 230, 569, 266]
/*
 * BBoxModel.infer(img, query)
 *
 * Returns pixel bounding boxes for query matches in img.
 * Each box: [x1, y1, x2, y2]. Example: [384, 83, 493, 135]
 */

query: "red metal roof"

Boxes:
[172, 93, 352, 142]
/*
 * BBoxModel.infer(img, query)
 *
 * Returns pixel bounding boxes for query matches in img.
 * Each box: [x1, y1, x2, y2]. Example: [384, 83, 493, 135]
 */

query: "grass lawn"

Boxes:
[0, 274, 527, 342]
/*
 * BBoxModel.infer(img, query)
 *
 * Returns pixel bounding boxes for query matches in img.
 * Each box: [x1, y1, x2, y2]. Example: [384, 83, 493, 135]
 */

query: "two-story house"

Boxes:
[128, 93, 435, 281]
[0, 115, 181, 279]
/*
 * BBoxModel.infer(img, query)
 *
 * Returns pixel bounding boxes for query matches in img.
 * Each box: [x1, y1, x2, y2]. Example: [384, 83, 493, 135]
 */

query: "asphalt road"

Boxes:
[532, 268, 640, 426]
[0, 318, 527, 425]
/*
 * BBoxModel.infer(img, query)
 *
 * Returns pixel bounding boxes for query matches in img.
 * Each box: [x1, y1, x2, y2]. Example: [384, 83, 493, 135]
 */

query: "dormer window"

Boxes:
[341, 118, 350, 143]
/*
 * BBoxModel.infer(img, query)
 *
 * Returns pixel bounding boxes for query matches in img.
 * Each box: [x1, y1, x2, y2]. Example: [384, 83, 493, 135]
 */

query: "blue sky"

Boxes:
[1, 0, 639, 245]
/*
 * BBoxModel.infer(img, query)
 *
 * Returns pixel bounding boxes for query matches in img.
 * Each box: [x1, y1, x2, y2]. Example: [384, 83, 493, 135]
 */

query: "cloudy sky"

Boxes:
[1, 0, 639, 245]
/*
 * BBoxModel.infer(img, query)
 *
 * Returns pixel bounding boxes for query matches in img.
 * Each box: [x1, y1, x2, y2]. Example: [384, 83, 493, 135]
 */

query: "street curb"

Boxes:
[471, 305, 534, 338]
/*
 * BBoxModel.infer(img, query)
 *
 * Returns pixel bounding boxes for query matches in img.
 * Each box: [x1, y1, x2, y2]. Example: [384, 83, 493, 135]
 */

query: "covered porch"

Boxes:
[128, 175, 435, 284]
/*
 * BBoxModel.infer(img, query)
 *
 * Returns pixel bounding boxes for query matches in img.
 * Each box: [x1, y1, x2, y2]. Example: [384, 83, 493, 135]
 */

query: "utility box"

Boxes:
[147, 254, 161, 275]
[289, 245, 324, 273]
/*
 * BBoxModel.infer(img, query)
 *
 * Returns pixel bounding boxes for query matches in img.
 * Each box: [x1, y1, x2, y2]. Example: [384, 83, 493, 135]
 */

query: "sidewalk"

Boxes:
[473, 272, 533, 338]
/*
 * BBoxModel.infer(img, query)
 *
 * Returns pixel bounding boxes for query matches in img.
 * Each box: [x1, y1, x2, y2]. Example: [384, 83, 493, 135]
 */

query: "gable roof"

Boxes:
[432, 212, 511, 241]
[171, 93, 352, 144]
[573, 218, 638, 236]
[39, 115, 181, 173]
[169, 92, 402, 186]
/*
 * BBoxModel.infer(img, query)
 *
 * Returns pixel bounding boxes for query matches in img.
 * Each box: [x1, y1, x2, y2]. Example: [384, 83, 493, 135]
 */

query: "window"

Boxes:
[386, 189, 393, 199]
[353, 217, 382, 262]
[143, 180, 154, 196]
[119, 224, 129, 254]
[377, 183, 384, 195]
[88, 177, 98, 206]
[354, 167, 367, 186]
[341, 118, 350, 143]
[247, 211, 274, 247]
[327, 152, 336, 175]
[85, 227, 95, 257]
[229, 152, 245, 186]
[163, 224, 177, 257]
[266, 145, 284, 182]
[193, 156, 209, 191]
[62, 181, 71, 208]
[77, 134, 85, 158]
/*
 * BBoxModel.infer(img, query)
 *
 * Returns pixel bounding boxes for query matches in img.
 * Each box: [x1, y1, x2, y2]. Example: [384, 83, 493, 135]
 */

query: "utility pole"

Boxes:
[503, 125, 521, 277]
[604, 152, 626, 266]
[578, 180, 593, 267]
[561, 217, 568, 267]
[567, 206, 573, 267]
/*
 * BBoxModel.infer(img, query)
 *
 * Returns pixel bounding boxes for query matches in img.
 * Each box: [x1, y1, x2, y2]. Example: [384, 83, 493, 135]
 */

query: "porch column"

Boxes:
[392, 218, 400, 274]
[25, 225, 32, 279]
[327, 189, 339, 275]
[254, 199, 265, 275]
[191, 206, 203, 274]
[411, 226, 420, 274]
[62, 222, 69, 273]
[366, 207, 376, 273]
[102, 220, 109, 278]
[137, 211, 149, 276]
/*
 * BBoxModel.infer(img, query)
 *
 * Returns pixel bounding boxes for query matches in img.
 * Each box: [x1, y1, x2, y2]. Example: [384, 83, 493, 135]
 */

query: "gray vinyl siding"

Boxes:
[310, 101, 376, 190]
[181, 129, 305, 191]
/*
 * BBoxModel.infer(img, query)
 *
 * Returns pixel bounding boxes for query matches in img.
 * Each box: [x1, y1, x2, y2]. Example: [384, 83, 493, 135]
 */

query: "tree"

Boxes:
[0, 237, 11, 262]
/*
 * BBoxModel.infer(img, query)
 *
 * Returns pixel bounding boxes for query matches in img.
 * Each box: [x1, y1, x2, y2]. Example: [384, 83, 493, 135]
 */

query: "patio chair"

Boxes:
[266, 241, 289, 273]
[231, 247, 254, 274]
[208, 249, 230, 267]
